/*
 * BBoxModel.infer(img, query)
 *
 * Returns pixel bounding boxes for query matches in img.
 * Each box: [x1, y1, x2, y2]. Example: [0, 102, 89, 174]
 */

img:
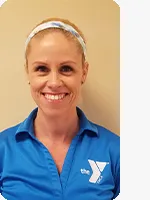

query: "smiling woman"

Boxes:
[0, 17, 120, 200]
[25, 18, 88, 121]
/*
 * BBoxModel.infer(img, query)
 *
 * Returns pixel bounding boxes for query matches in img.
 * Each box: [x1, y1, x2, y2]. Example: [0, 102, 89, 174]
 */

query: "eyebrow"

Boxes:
[32, 61, 48, 66]
[32, 60, 77, 66]
[59, 61, 77, 65]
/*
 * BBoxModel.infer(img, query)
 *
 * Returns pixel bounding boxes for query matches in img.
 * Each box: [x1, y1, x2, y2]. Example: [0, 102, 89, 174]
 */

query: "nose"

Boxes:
[46, 71, 63, 89]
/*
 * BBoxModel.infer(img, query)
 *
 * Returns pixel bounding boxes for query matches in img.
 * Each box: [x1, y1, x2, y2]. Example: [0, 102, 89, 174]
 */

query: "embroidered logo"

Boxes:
[80, 168, 90, 175]
[88, 159, 109, 184]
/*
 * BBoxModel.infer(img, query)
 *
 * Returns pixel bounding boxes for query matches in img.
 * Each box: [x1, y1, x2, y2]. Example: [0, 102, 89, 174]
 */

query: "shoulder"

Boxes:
[92, 122, 120, 145]
[0, 108, 37, 143]
[0, 124, 21, 176]
[78, 107, 119, 145]
[88, 121, 120, 159]
[99, 124, 119, 144]
[0, 124, 20, 137]
[78, 107, 120, 156]
[0, 124, 21, 144]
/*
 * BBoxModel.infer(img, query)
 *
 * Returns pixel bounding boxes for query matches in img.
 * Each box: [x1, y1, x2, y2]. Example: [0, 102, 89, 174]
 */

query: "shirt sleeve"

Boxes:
[113, 158, 120, 199]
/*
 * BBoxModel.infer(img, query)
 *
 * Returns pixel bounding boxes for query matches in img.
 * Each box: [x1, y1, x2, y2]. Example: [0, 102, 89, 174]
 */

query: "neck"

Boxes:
[34, 107, 79, 143]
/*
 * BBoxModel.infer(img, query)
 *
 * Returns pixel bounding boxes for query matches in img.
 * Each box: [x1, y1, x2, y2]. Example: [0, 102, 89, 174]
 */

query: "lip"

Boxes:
[42, 92, 69, 95]
[42, 92, 69, 103]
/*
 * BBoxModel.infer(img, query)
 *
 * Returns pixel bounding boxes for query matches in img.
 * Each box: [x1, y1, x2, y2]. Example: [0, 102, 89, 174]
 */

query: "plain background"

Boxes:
[0, 0, 120, 135]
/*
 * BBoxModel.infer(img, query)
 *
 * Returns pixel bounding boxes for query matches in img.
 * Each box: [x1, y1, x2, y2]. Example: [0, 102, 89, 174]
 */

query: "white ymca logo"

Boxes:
[88, 159, 109, 183]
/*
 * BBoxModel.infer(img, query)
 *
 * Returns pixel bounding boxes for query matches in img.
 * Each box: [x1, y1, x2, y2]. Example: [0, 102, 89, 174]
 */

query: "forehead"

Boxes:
[27, 31, 82, 62]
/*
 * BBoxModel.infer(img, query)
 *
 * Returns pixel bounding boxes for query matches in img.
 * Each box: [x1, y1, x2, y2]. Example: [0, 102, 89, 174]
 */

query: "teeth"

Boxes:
[45, 94, 66, 101]
[54, 95, 58, 100]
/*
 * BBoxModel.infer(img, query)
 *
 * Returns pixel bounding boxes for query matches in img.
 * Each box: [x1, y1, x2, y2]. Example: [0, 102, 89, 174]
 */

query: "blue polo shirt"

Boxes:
[0, 107, 120, 200]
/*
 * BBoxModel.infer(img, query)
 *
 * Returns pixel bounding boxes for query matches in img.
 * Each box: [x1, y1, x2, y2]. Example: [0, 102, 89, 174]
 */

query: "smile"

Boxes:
[43, 93, 68, 101]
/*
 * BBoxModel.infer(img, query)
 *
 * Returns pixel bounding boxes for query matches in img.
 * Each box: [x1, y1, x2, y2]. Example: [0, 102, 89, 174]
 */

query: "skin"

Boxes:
[26, 31, 89, 144]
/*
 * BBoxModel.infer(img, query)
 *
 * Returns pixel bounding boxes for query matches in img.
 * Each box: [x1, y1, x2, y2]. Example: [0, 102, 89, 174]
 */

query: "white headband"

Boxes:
[25, 21, 87, 58]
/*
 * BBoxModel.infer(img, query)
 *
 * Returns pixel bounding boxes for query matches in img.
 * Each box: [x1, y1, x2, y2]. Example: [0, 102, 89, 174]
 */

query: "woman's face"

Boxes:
[26, 31, 88, 116]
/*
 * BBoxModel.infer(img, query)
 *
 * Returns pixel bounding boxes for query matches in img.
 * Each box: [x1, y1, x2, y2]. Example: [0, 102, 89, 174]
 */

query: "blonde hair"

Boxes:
[25, 17, 86, 69]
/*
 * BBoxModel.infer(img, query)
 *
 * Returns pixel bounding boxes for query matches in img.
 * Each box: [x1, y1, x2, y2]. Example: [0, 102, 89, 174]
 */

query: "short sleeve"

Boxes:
[113, 158, 120, 199]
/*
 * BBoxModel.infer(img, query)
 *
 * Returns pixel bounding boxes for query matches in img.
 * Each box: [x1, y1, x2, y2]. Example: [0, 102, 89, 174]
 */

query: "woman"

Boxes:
[0, 17, 120, 200]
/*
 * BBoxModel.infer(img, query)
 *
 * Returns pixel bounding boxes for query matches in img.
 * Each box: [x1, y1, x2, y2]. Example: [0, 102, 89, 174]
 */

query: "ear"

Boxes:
[81, 61, 89, 84]
[24, 63, 30, 84]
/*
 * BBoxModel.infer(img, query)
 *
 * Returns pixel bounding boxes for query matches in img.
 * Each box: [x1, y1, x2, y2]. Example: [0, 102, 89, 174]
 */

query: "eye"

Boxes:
[60, 65, 73, 73]
[35, 66, 49, 73]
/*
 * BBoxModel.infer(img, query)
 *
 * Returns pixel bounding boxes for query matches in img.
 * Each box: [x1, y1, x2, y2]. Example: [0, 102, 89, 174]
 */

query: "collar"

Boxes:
[15, 107, 99, 138]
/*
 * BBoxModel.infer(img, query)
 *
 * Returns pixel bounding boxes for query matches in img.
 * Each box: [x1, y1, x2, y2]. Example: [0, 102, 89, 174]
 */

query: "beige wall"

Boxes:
[0, 0, 120, 135]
